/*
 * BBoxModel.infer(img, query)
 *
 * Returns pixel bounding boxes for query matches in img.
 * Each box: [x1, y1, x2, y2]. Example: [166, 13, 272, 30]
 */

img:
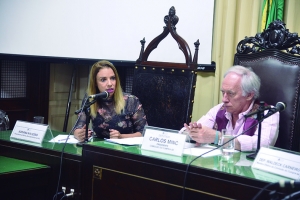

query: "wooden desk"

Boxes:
[1, 130, 296, 200]
[0, 156, 50, 200]
[81, 141, 294, 200]
[0, 131, 82, 200]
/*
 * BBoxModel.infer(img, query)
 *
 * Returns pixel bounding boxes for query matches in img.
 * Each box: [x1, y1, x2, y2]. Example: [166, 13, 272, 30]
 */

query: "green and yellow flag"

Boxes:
[261, 0, 284, 31]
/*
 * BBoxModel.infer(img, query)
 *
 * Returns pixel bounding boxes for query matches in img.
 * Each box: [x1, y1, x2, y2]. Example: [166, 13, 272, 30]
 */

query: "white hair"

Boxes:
[224, 65, 261, 99]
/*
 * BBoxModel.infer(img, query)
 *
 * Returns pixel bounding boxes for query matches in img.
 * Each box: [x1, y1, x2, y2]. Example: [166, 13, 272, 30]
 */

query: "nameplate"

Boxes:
[141, 126, 186, 156]
[10, 120, 49, 144]
[252, 147, 300, 180]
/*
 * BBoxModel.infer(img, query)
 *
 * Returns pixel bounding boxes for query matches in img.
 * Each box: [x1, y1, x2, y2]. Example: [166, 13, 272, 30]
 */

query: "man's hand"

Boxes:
[184, 122, 215, 144]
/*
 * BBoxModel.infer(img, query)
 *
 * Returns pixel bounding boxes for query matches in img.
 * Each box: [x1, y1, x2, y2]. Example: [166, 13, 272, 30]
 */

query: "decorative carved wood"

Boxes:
[136, 6, 199, 69]
[237, 20, 300, 55]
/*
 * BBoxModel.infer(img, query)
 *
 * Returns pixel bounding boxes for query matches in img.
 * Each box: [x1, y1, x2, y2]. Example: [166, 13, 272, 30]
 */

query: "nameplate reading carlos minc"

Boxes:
[142, 128, 186, 156]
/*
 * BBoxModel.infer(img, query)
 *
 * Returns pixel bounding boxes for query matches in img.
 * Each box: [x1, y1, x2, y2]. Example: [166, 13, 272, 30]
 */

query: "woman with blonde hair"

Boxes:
[73, 60, 147, 141]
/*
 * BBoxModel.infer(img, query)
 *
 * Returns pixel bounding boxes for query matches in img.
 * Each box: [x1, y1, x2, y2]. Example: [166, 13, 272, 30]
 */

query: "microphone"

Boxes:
[263, 102, 286, 119]
[89, 91, 109, 100]
[244, 106, 271, 118]
[252, 180, 300, 200]
[74, 92, 108, 115]
[279, 180, 300, 189]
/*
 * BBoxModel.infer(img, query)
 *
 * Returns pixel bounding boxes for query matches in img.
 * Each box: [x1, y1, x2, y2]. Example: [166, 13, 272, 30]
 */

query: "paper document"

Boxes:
[184, 142, 196, 149]
[184, 146, 222, 157]
[105, 137, 144, 145]
[49, 134, 79, 144]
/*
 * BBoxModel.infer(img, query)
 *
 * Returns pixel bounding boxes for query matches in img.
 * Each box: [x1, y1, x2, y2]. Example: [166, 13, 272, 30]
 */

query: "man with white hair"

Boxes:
[183, 65, 279, 151]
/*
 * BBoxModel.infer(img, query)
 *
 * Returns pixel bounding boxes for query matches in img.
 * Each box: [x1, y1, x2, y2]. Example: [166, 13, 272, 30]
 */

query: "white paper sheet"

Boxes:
[49, 134, 79, 144]
[183, 146, 222, 157]
[105, 137, 144, 145]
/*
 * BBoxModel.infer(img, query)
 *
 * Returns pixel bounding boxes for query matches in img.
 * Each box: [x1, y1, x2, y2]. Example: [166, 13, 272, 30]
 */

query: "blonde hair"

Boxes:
[87, 60, 125, 117]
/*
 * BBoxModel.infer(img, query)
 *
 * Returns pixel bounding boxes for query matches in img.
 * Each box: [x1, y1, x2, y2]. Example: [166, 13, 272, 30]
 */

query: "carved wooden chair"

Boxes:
[132, 6, 199, 131]
[234, 20, 300, 152]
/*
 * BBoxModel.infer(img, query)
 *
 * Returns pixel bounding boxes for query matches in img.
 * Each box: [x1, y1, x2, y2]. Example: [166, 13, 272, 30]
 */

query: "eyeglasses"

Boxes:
[221, 90, 236, 98]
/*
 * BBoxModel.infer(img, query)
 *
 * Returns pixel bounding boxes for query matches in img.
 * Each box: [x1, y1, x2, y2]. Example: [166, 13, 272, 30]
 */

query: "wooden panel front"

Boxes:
[82, 144, 274, 200]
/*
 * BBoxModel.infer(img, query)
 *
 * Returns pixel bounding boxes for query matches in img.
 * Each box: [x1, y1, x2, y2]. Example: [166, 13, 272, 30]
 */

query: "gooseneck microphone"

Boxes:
[252, 180, 300, 200]
[279, 180, 300, 189]
[244, 102, 286, 119]
[264, 102, 286, 119]
[74, 92, 109, 115]
[244, 106, 271, 118]
[89, 91, 109, 99]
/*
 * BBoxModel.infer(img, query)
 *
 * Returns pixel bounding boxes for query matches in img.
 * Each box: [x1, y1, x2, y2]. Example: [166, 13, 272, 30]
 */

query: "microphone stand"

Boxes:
[76, 99, 97, 147]
[246, 101, 265, 159]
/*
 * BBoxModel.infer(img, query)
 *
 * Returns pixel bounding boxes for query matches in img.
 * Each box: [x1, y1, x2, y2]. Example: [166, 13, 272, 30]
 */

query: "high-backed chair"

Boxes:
[132, 6, 199, 130]
[234, 20, 300, 152]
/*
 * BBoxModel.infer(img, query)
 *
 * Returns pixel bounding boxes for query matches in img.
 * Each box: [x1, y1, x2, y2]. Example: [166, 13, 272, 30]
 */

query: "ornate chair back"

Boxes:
[234, 20, 300, 152]
[133, 6, 199, 130]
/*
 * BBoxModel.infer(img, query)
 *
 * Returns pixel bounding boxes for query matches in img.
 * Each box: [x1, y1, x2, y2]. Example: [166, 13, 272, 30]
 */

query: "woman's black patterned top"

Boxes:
[74, 93, 147, 139]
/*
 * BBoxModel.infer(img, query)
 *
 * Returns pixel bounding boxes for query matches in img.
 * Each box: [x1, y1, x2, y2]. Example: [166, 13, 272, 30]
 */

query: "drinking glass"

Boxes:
[33, 116, 44, 124]
[220, 129, 235, 162]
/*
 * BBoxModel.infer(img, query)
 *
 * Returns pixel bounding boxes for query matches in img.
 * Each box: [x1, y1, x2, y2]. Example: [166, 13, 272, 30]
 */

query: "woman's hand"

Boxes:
[74, 125, 93, 142]
[109, 129, 122, 139]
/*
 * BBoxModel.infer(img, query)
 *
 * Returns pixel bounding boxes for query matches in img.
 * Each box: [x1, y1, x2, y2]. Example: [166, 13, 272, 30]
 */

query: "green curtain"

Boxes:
[261, 0, 285, 31]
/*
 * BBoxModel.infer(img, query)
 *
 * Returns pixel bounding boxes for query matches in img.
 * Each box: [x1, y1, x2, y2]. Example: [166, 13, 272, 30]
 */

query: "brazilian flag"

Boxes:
[261, 0, 284, 31]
